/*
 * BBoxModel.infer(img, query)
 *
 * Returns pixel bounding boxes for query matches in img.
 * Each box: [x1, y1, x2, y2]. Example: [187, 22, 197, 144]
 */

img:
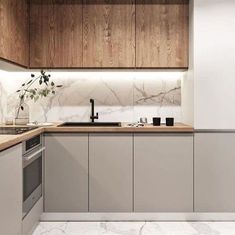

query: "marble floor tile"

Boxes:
[32, 222, 235, 235]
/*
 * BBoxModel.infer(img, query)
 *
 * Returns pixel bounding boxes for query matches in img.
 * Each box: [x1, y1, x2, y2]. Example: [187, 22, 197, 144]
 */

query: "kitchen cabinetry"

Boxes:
[44, 134, 89, 212]
[89, 133, 133, 212]
[0, 0, 28, 67]
[0, 144, 22, 235]
[83, 0, 135, 68]
[30, 0, 83, 68]
[136, 0, 189, 68]
[44, 132, 194, 213]
[195, 132, 235, 212]
[29, 0, 188, 68]
[0, 0, 189, 69]
[22, 198, 43, 235]
[134, 134, 193, 212]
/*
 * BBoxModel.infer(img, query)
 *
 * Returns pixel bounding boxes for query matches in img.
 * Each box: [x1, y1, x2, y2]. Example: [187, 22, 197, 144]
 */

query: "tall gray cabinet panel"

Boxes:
[195, 132, 235, 212]
[89, 133, 133, 212]
[45, 134, 89, 212]
[0, 144, 22, 235]
[134, 134, 193, 212]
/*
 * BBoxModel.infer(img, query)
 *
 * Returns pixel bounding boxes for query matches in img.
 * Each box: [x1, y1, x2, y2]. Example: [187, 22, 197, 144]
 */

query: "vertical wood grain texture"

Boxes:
[30, 0, 83, 68]
[83, 0, 135, 68]
[29, 0, 188, 68]
[136, 0, 189, 68]
[0, 0, 29, 67]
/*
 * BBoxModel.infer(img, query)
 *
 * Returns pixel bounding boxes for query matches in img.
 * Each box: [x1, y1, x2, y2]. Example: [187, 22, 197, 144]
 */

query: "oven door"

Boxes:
[23, 146, 45, 218]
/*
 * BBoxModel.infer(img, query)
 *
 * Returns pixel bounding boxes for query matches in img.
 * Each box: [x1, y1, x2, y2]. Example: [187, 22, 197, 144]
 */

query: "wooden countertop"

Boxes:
[44, 122, 193, 133]
[0, 127, 44, 152]
[0, 123, 193, 152]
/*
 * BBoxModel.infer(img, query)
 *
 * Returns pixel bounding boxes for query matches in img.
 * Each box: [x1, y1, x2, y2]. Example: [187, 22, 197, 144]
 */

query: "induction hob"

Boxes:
[0, 126, 38, 135]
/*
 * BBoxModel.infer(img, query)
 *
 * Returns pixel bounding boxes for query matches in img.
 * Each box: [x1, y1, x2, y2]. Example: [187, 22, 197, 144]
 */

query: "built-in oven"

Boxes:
[22, 135, 45, 218]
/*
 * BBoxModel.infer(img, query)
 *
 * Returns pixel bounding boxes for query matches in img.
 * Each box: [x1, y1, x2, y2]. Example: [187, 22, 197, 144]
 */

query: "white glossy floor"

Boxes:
[32, 222, 235, 235]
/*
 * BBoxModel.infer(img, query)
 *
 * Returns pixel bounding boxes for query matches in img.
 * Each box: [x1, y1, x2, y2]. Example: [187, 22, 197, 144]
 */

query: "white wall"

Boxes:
[181, 0, 194, 126]
[194, 0, 235, 129]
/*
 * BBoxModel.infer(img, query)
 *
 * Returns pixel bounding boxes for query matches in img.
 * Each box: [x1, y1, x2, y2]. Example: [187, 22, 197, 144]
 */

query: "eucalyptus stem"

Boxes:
[16, 75, 41, 119]
[15, 70, 62, 120]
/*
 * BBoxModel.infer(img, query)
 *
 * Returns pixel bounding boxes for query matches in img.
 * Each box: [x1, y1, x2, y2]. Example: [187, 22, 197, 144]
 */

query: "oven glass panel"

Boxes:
[23, 156, 42, 201]
[26, 135, 41, 152]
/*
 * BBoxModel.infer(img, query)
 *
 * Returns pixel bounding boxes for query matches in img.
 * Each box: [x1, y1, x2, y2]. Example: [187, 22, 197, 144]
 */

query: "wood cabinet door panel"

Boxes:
[83, 0, 135, 68]
[136, 0, 189, 68]
[0, 0, 28, 66]
[30, 0, 83, 68]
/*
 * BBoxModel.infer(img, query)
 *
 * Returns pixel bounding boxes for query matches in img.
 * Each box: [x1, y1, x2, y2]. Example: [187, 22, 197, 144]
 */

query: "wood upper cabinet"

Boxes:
[83, 0, 135, 68]
[30, 0, 83, 68]
[0, 0, 28, 67]
[27, 0, 188, 68]
[136, 0, 189, 68]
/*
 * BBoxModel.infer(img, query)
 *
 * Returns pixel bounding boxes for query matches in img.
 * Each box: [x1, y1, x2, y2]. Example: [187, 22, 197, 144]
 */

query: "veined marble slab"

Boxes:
[32, 222, 235, 235]
[0, 71, 183, 123]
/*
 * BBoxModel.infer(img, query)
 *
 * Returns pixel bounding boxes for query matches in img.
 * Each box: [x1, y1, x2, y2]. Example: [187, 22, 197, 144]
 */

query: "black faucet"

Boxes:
[90, 99, 98, 122]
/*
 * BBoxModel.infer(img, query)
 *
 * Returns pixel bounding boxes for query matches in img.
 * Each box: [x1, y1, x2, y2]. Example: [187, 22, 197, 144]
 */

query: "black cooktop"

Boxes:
[0, 126, 38, 135]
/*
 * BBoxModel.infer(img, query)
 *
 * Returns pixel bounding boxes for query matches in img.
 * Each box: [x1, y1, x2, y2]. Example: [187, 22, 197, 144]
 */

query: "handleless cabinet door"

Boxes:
[30, 0, 83, 68]
[89, 133, 133, 212]
[83, 0, 135, 68]
[134, 134, 193, 212]
[0, 144, 22, 235]
[136, 0, 189, 68]
[45, 134, 88, 212]
[0, 0, 28, 67]
[195, 133, 235, 212]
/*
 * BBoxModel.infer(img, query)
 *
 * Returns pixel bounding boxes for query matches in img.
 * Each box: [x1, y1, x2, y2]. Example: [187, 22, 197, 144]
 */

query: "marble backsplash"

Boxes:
[0, 71, 183, 124]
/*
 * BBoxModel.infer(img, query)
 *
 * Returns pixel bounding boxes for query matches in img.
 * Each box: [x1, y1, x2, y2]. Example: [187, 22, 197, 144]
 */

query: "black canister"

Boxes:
[166, 117, 174, 126]
[153, 117, 161, 126]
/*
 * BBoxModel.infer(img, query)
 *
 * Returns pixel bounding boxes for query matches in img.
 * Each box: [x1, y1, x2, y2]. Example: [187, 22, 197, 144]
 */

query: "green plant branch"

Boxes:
[16, 70, 62, 119]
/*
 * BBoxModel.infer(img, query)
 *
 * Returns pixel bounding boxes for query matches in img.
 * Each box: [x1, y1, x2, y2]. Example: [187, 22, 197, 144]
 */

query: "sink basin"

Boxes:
[59, 122, 122, 127]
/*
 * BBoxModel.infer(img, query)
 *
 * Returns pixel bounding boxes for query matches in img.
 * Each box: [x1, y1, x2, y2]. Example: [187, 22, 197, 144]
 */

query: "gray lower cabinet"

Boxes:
[134, 134, 193, 212]
[0, 144, 22, 235]
[195, 133, 235, 212]
[89, 133, 133, 212]
[44, 134, 89, 212]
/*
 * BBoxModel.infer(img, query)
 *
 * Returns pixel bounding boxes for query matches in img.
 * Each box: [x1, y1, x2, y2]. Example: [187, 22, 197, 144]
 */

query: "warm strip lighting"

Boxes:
[0, 70, 185, 82]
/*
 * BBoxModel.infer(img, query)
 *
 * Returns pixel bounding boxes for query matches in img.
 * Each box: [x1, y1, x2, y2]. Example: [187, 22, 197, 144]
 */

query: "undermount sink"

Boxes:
[59, 122, 122, 127]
